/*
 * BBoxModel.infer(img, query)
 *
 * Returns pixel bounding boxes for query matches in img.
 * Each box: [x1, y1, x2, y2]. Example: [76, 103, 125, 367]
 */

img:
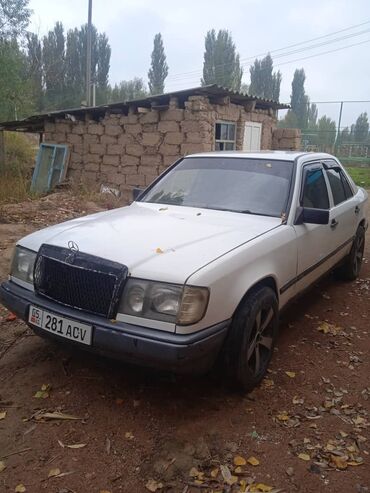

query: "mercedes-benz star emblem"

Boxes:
[68, 240, 79, 252]
[66, 240, 79, 263]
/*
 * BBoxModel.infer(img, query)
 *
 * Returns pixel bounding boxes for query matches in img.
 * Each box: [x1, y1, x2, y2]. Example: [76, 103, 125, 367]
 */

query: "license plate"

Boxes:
[28, 305, 92, 346]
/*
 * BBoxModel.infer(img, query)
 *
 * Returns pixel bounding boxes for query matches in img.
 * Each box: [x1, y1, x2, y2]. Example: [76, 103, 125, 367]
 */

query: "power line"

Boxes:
[165, 20, 370, 83]
[167, 37, 370, 89]
[167, 27, 370, 82]
[274, 38, 370, 67]
[310, 100, 370, 104]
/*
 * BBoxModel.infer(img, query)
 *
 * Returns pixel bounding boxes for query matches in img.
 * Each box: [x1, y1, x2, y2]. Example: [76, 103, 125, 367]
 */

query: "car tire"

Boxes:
[335, 225, 365, 281]
[224, 286, 279, 392]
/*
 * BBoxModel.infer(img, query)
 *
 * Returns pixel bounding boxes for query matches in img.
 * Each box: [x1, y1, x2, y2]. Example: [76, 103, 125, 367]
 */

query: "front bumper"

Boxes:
[0, 281, 229, 374]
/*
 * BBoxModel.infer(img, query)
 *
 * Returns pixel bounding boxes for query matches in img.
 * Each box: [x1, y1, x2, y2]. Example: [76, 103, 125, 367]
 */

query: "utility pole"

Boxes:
[86, 0, 93, 106]
[334, 101, 343, 154]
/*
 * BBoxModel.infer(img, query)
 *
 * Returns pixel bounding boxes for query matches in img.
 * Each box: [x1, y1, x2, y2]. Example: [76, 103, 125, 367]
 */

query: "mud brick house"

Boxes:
[0, 85, 300, 200]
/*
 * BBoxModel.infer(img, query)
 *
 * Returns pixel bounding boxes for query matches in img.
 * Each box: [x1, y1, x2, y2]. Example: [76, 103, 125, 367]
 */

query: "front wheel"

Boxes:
[335, 225, 365, 281]
[224, 286, 279, 392]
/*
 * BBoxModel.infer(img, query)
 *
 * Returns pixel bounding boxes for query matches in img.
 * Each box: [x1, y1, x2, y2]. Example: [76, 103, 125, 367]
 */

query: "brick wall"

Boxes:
[43, 95, 277, 199]
[272, 128, 301, 151]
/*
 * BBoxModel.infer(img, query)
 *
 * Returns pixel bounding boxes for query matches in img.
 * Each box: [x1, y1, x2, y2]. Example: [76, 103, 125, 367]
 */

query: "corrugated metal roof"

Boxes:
[0, 84, 289, 132]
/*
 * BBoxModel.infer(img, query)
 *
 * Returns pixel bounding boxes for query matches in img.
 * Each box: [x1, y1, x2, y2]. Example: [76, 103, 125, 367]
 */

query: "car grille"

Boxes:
[34, 244, 128, 318]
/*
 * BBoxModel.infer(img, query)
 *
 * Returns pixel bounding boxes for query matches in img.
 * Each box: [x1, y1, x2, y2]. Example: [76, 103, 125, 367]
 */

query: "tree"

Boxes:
[42, 22, 66, 109]
[0, 0, 30, 39]
[307, 103, 318, 129]
[108, 78, 148, 103]
[249, 54, 282, 101]
[148, 33, 168, 95]
[40, 22, 111, 110]
[354, 112, 369, 142]
[0, 0, 32, 120]
[340, 126, 351, 143]
[26, 32, 43, 112]
[290, 69, 309, 129]
[317, 115, 336, 147]
[0, 39, 33, 120]
[278, 110, 298, 128]
[201, 29, 243, 91]
[96, 32, 111, 103]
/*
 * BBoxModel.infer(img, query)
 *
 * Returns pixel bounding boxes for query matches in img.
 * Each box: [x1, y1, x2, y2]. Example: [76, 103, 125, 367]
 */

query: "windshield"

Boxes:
[141, 157, 294, 217]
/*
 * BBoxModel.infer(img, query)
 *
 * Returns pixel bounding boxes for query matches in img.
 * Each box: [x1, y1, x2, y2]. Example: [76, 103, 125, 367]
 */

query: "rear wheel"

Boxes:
[224, 286, 279, 392]
[335, 225, 365, 281]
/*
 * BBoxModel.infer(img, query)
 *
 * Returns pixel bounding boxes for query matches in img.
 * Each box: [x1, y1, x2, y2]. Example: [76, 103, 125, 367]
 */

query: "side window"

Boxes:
[326, 168, 348, 205]
[341, 173, 354, 199]
[302, 168, 329, 209]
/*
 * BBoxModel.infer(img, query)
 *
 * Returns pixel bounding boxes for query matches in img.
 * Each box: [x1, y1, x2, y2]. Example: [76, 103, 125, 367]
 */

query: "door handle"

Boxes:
[355, 205, 360, 215]
[330, 219, 339, 229]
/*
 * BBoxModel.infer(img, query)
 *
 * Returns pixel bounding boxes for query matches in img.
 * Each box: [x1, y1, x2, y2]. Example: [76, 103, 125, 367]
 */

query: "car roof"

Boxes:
[185, 150, 336, 163]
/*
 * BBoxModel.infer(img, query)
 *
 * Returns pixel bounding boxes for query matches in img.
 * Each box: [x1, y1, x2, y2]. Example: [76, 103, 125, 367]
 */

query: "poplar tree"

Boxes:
[148, 33, 168, 95]
[201, 29, 243, 91]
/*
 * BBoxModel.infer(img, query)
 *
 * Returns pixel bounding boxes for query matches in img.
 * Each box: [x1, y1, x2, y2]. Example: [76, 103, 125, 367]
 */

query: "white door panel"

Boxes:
[243, 122, 262, 151]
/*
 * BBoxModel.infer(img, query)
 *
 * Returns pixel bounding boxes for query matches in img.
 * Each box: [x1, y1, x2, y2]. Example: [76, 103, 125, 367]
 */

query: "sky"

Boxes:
[28, 0, 370, 127]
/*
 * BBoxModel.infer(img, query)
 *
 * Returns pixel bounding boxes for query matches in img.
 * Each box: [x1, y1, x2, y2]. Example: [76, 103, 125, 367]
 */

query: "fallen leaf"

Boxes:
[317, 322, 343, 335]
[0, 411, 6, 420]
[34, 391, 48, 399]
[35, 411, 82, 421]
[298, 453, 311, 461]
[292, 396, 304, 405]
[220, 464, 238, 485]
[234, 455, 247, 466]
[285, 371, 296, 378]
[276, 412, 289, 421]
[6, 312, 17, 322]
[286, 466, 294, 477]
[234, 466, 243, 473]
[247, 456, 260, 466]
[347, 460, 364, 467]
[0, 461, 5, 473]
[125, 431, 134, 439]
[262, 378, 274, 388]
[330, 455, 348, 470]
[145, 479, 163, 492]
[155, 248, 164, 254]
[15, 484, 26, 492]
[250, 483, 273, 492]
[68, 443, 86, 449]
[210, 467, 219, 478]
[48, 468, 61, 478]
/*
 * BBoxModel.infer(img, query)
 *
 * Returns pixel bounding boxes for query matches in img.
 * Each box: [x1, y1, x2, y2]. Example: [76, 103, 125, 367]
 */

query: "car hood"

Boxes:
[19, 202, 281, 283]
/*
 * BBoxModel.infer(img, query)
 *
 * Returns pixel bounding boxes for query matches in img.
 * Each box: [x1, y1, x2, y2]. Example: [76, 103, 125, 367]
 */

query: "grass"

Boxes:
[339, 156, 370, 167]
[346, 167, 370, 188]
[0, 132, 37, 203]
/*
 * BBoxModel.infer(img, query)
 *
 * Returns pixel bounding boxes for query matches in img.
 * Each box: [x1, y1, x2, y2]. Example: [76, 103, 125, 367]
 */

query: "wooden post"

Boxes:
[0, 130, 5, 171]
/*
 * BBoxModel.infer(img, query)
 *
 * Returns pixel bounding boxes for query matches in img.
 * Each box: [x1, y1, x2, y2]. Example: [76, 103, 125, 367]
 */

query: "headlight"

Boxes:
[119, 279, 209, 325]
[10, 246, 37, 285]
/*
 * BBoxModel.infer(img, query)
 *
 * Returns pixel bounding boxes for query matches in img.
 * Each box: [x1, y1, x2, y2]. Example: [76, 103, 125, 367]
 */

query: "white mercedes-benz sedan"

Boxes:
[1, 151, 368, 390]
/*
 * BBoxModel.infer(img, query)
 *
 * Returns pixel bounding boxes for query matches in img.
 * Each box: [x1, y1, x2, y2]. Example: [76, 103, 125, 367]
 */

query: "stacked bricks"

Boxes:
[272, 128, 301, 151]
[44, 94, 278, 200]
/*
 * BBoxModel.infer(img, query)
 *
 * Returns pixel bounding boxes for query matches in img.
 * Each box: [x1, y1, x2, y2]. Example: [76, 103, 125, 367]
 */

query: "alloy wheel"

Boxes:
[246, 306, 274, 376]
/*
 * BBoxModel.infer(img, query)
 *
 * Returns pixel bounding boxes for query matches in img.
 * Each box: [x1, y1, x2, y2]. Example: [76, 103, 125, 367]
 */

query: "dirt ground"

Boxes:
[0, 192, 369, 493]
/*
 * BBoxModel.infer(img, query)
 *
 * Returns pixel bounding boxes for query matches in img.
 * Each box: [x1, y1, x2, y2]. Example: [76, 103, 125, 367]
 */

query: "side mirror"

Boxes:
[132, 187, 144, 201]
[295, 207, 329, 225]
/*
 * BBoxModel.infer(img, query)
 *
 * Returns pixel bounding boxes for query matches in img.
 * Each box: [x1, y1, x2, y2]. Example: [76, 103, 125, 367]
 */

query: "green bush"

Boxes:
[0, 132, 37, 203]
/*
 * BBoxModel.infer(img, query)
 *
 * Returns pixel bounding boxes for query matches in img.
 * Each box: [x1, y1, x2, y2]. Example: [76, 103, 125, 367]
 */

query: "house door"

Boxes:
[243, 122, 262, 151]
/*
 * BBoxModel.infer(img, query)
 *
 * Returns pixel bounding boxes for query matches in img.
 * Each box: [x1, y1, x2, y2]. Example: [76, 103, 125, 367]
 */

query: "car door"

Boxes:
[323, 159, 359, 261]
[292, 162, 334, 294]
